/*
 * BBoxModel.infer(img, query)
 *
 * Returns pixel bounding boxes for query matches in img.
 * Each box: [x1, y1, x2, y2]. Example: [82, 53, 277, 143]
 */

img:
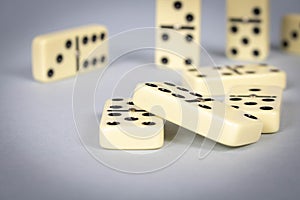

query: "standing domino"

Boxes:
[281, 14, 300, 55]
[156, 0, 201, 69]
[32, 25, 108, 82]
[225, 86, 283, 133]
[227, 0, 270, 61]
[99, 98, 164, 150]
[183, 64, 286, 96]
[133, 82, 263, 147]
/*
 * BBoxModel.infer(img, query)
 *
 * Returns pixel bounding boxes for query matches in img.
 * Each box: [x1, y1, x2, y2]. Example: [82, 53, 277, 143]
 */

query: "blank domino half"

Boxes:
[133, 82, 263, 147]
[182, 64, 286, 96]
[281, 14, 300, 54]
[99, 98, 164, 150]
[32, 25, 108, 83]
[156, 0, 201, 69]
[226, 0, 270, 61]
[225, 86, 283, 133]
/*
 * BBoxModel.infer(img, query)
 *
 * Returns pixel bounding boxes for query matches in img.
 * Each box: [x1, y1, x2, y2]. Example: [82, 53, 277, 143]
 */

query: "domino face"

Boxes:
[99, 98, 164, 150]
[281, 14, 300, 55]
[225, 86, 283, 133]
[32, 25, 108, 82]
[156, 0, 201, 69]
[133, 82, 263, 147]
[226, 0, 269, 61]
[182, 64, 286, 96]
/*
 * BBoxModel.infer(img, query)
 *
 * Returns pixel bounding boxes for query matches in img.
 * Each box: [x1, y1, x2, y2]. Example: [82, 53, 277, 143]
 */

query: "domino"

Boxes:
[99, 98, 164, 150]
[132, 82, 263, 147]
[226, 0, 270, 61]
[182, 64, 286, 96]
[32, 25, 108, 82]
[156, 0, 201, 69]
[225, 86, 283, 133]
[281, 14, 300, 55]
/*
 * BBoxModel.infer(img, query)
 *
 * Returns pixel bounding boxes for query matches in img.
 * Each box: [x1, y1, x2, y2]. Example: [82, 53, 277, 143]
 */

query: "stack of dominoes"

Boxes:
[100, 65, 286, 149]
[31, 0, 297, 150]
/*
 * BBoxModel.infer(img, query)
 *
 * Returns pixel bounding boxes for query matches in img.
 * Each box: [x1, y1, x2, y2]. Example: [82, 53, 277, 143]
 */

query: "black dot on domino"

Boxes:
[47, 69, 54, 78]
[231, 26, 238, 33]
[92, 34, 97, 42]
[162, 33, 169, 41]
[83, 60, 89, 68]
[270, 69, 280, 73]
[185, 58, 192, 65]
[145, 83, 158, 87]
[127, 101, 134, 105]
[244, 114, 257, 120]
[125, 117, 139, 121]
[174, 1, 182, 10]
[100, 55, 106, 63]
[190, 92, 202, 98]
[186, 14, 194, 22]
[222, 72, 232, 76]
[92, 58, 97, 66]
[142, 122, 156, 126]
[253, 49, 260, 57]
[56, 54, 63, 63]
[260, 106, 273, 110]
[231, 48, 238, 56]
[172, 94, 185, 98]
[100, 33, 106, 40]
[159, 88, 171, 93]
[82, 36, 88, 45]
[177, 87, 189, 92]
[245, 71, 255, 74]
[244, 102, 257, 106]
[253, 7, 261, 16]
[161, 57, 169, 65]
[249, 88, 261, 92]
[185, 34, 193, 42]
[143, 112, 155, 117]
[107, 122, 120, 126]
[262, 98, 275, 102]
[291, 31, 298, 39]
[65, 40, 72, 49]
[282, 40, 289, 48]
[242, 37, 249, 45]
[199, 104, 212, 110]
[230, 97, 242, 101]
[112, 98, 123, 101]
[110, 105, 122, 109]
[164, 82, 176, 86]
[231, 105, 239, 109]
[253, 27, 260, 35]
[108, 113, 122, 117]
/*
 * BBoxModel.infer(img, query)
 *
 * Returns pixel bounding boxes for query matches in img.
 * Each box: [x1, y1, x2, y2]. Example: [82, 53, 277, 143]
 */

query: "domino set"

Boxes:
[31, 0, 296, 150]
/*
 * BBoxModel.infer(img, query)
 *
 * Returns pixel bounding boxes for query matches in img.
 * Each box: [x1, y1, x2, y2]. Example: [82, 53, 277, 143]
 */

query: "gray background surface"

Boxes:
[1, 0, 300, 199]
